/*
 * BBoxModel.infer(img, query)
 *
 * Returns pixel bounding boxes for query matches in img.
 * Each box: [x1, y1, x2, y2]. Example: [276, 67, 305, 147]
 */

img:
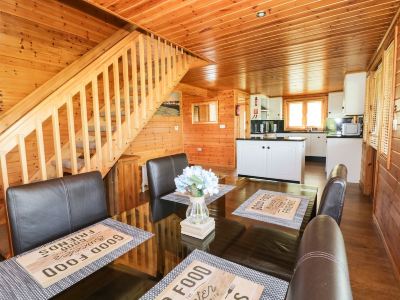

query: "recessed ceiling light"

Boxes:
[256, 10, 266, 18]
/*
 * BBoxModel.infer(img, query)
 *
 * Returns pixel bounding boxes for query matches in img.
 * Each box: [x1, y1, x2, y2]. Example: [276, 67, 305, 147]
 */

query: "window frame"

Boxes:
[283, 96, 328, 131]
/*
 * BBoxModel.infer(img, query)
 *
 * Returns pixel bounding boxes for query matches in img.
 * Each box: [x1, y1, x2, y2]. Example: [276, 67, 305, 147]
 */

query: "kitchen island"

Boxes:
[236, 137, 306, 183]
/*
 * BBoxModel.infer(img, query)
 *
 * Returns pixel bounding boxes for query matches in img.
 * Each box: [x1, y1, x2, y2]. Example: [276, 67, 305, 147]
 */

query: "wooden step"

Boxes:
[52, 158, 85, 173]
[76, 140, 97, 151]
[99, 111, 125, 117]
[88, 125, 116, 132]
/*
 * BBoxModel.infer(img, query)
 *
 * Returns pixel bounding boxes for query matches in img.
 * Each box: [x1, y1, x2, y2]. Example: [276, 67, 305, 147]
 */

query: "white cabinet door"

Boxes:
[328, 92, 344, 118]
[343, 72, 366, 115]
[267, 97, 283, 120]
[237, 140, 268, 177]
[326, 138, 362, 183]
[266, 141, 302, 182]
[310, 134, 327, 157]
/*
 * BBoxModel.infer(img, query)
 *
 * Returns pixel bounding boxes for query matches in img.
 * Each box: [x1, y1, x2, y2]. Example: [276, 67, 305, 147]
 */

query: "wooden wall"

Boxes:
[123, 83, 240, 170]
[0, 0, 118, 113]
[123, 115, 184, 165]
[373, 25, 400, 277]
[182, 87, 237, 169]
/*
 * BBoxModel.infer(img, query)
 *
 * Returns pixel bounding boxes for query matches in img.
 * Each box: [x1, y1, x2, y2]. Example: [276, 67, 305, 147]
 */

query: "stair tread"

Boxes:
[88, 125, 116, 132]
[52, 158, 85, 170]
[76, 140, 96, 149]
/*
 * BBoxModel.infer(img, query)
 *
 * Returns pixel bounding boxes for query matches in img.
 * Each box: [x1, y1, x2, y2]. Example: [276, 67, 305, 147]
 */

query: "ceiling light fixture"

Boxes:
[256, 10, 266, 18]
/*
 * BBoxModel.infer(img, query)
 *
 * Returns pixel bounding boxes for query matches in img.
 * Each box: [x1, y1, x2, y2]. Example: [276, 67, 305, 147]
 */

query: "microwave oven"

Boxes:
[341, 123, 361, 136]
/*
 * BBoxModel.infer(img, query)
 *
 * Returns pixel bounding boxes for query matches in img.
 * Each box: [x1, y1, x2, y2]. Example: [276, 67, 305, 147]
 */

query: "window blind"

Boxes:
[380, 42, 395, 156]
[363, 75, 373, 143]
[370, 64, 383, 150]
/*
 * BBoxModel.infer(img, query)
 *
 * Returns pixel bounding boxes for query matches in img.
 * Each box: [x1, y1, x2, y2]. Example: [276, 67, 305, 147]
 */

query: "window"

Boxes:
[284, 97, 327, 130]
[288, 102, 303, 127]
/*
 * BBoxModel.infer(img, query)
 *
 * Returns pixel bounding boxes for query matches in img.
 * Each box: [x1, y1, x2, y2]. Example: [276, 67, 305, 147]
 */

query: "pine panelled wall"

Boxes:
[123, 114, 184, 165]
[373, 23, 400, 277]
[182, 88, 236, 169]
[0, 0, 118, 113]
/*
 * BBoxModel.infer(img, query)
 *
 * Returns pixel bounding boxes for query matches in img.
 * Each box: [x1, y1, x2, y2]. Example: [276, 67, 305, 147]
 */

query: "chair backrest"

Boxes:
[146, 153, 188, 222]
[286, 215, 352, 300]
[6, 171, 108, 255]
[318, 164, 347, 225]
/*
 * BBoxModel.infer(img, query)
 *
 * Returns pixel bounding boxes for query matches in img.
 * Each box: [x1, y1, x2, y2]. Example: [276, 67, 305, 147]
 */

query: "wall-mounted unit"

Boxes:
[343, 72, 367, 115]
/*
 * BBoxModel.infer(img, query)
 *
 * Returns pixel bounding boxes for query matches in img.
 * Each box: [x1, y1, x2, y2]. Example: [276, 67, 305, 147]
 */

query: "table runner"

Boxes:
[0, 218, 153, 300]
[232, 189, 310, 230]
[139, 249, 288, 300]
[161, 184, 236, 205]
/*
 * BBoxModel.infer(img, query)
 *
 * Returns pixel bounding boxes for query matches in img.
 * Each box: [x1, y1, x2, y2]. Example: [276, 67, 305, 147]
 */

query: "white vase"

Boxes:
[186, 196, 210, 224]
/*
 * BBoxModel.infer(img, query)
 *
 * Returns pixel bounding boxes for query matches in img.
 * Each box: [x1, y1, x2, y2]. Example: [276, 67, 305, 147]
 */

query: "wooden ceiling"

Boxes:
[86, 0, 400, 96]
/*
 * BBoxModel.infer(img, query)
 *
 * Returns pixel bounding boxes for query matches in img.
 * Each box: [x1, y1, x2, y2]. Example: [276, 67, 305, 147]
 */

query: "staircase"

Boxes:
[0, 28, 206, 256]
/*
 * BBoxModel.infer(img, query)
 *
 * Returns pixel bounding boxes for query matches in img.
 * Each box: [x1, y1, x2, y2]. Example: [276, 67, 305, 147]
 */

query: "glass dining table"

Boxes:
[54, 177, 317, 299]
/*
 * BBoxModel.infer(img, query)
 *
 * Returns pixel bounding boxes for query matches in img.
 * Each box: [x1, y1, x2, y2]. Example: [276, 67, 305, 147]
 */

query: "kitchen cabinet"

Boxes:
[266, 141, 304, 181]
[277, 133, 326, 157]
[343, 72, 366, 115]
[250, 94, 267, 120]
[326, 138, 362, 183]
[237, 139, 305, 182]
[328, 92, 344, 118]
[310, 134, 327, 157]
[266, 97, 283, 120]
[251, 95, 282, 120]
[237, 140, 268, 177]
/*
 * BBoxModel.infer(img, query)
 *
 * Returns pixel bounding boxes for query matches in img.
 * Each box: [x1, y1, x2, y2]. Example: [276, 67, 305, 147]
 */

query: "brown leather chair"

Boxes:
[286, 215, 352, 300]
[318, 164, 347, 225]
[6, 171, 108, 255]
[146, 153, 188, 222]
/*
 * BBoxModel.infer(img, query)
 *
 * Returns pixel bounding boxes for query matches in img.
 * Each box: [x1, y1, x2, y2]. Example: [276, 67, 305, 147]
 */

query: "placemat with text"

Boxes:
[139, 249, 288, 300]
[0, 218, 153, 300]
[161, 184, 236, 205]
[232, 189, 309, 230]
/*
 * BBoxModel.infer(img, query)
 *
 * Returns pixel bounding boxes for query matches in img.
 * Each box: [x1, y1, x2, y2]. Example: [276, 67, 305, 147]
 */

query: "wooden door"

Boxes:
[104, 155, 141, 216]
[235, 104, 247, 139]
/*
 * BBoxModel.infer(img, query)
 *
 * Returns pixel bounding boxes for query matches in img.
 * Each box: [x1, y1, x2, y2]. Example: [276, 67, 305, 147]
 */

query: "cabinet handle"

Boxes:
[262, 146, 265, 149]
[317, 136, 320, 138]
[267, 146, 270, 149]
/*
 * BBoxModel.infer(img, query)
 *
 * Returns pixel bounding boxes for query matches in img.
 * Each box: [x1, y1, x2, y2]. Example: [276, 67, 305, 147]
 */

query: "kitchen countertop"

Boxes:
[326, 134, 363, 138]
[251, 131, 327, 134]
[237, 137, 306, 142]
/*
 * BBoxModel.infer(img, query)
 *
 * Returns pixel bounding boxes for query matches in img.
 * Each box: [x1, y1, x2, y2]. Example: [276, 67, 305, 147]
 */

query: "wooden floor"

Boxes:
[218, 161, 400, 299]
[305, 162, 400, 299]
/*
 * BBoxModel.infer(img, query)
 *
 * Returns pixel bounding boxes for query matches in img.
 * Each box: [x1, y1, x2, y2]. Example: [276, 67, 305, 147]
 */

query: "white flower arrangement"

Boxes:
[174, 166, 219, 197]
